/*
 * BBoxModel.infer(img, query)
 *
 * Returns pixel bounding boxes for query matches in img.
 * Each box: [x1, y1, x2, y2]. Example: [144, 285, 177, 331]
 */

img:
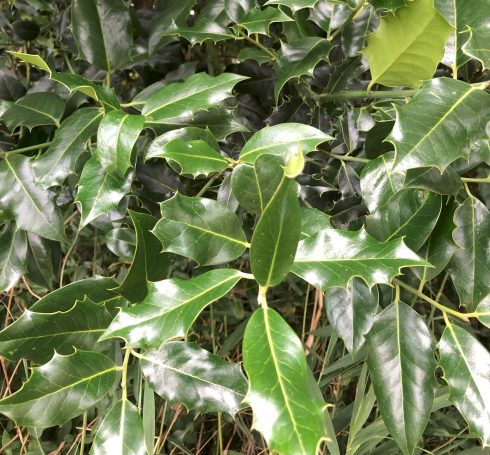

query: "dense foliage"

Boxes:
[0, 0, 489, 454]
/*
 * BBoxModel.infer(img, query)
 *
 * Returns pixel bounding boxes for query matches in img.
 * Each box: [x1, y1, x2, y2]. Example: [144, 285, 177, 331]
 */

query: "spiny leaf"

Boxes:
[152, 193, 248, 266]
[363, 0, 451, 88]
[141, 341, 247, 415]
[265, 0, 319, 13]
[243, 307, 327, 455]
[0, 350, 117, 428]
[101, 269, 244, 348]
[462, 25, 490, 69]
[292, 228, 429, 290]
[237, 7, 293, 35]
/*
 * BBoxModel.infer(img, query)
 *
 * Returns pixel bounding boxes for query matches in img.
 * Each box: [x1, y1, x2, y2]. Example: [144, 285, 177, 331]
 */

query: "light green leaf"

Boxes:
[7, 51, 50, 72]
[152, 193, 247, 266]
[33, 107, 103, 188]
[0, 224, 27, 292]
[243, 307, 327, 454]
[0, 155, 67, 242]
[388, 78, 490, 173]
[141, 341, 247, 415]
[237, 7, 293, 35]
[438, 323, 490, 446]
[0, 350, 117, 428]
[95, 110, 145, 178]
[265, 0, 319, 13]
[250, 156, 301, 287]
[367, 302, 436, 455]
[370, 0, 410, 13]
[71, 0, 134, 71]
[274, 37, 332, 102]
[448, 197, 490, 312]
[326, 279, 378, 354]
[76, 156, 133, 228]
[363, 0, 451, 88]
[116, 210, 169, 302]
[239, 123, 332, 163]
[0, 298, 114, 364]
[292, 228, 429, 290]
[142, 73, 247, 125]
[91, 399, 147, 455]
[101, 269, 243, 348]
[1, 92, 64, 130]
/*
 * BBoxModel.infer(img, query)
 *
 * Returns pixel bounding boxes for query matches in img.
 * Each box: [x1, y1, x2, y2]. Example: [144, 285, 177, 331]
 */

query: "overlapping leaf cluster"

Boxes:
[0, 0, 489, 454]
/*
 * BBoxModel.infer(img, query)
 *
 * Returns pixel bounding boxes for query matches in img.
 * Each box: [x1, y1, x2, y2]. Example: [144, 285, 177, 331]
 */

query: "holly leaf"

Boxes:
[292, 228, 429, 290]
[237, 7, 293, 35]
[363, 0, 451, 88]
[141, 341, 247, 415]
[239, 123, 332, 163]
[142, 73, 247, 124]
[265, 0, 319, 13]
[438, 323, 490, 446]
[163, 22, 235, 45]
[0, 298, 114, 364]
[274, 37, 332, 102]
[249, 155, 301, 287]
[326, 279, 378, 354]
[448, 197, 490, 312]
[243, 307, 327, 454]
[367, 302, 436, 455]
[76, 156, 133, 228]
[388, 78, 490, 173]
[462, 25, 490, 69]
[101, 269, 244, 348]
[475, 296, 490, 329]
[0, 223, 27, 292]
[95, 110, 145, 178]
[1, 92, 64, 130]
[116, 210, 169, 302]
[33, 107, 103, 188]
[91, 399, 147, 455]
[0, 350, 117, 428]
[152, 193, 248, 266]
[300, 208, 331, 239]
[71, 0, 134, 71]
[0, 155, 67, 242]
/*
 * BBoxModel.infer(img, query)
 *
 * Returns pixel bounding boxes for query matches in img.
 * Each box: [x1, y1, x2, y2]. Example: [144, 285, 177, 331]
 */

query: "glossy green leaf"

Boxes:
[91, 399, 147, 455]
[0, 224, 27, 292]
[462, 25, 490, 69]
[243, 307, 327, 454]
[163, 22, 235, 45]
[367, 302, 436, 455]
[71, 0, 134, 71]
[363, 0, 451, 88]
[26, 232, 59, 288]
[1, 92, 64, 130]
[265, 0, 318, 13]
[116, 211, 169, 302]
[388, 78, 490, 173]
[0, 298, 114, 363]
[250, 156, 301, 287]
[76, 156, 133, 228]
[141, 341, 247, 415]
[105, 227, 135, 260]
[33, 107, 103, 188]
[326, 279, 378, 354]
[475, 296, 490, 329]
[237, 47, 272, 64]
[142, 73, 247, 124]
[370, 0, 410, 12]
[148, 139, 229, 177]
[153, 193, 247, 266]
[95, 110, 145, 178]
[448, 197, 490, 312]
[438, 323, 490, 446]
[101, 269, 243, 348]
[225, 0, 256, 22]
[404, 166, 462, 196]
[292, 228, 429, 290]
[300, 208, 331, 239]
[239, 123, 332, 163]
[0, 155, 67, 242]
[274, 37, 332, 102]
[0, 350, 117, 428]
[365, 190, 442, 251]
[238, 7, 293, 35]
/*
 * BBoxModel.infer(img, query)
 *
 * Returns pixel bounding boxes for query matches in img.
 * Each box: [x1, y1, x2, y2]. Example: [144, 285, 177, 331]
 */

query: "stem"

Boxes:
[316, 89, 418, 102]
[105, 70, 111, 88]
[325, 152, 370, 163]
[0, 141, 52, 158]
[238, 31, 276, 60]
[328, 0, 367, 41]
[461, 174, 490, 183]
[121, 347, 131, 401]
[258, 286, 268, 308]
[79, 412, 87, 455]
[196, 173, 221, 197]
[393, 279, 471, 322]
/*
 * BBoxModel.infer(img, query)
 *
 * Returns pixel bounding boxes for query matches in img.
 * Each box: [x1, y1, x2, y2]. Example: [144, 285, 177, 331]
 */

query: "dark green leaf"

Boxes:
[105, 227, 136, 260]
[265, 0, 318, 13]
[0, 224, 27, 292]
[225, 0, 256, 22]
[462, 25, 490, 69]
[300, 208, 331, 239]
[237, 7, 293, 35]
[0, 350, 117, 427]
[141, 341, 247, 415]
[367, 302, 436, 455]
[152, 193, 247, 266]
[243, 307, 326, 454]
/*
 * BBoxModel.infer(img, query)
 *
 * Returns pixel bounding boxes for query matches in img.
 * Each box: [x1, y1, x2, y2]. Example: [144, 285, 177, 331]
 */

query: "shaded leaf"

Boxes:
[0, 224, 27, 292]
[462, 25, 490, 69]
[265, 0, 318, 13]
